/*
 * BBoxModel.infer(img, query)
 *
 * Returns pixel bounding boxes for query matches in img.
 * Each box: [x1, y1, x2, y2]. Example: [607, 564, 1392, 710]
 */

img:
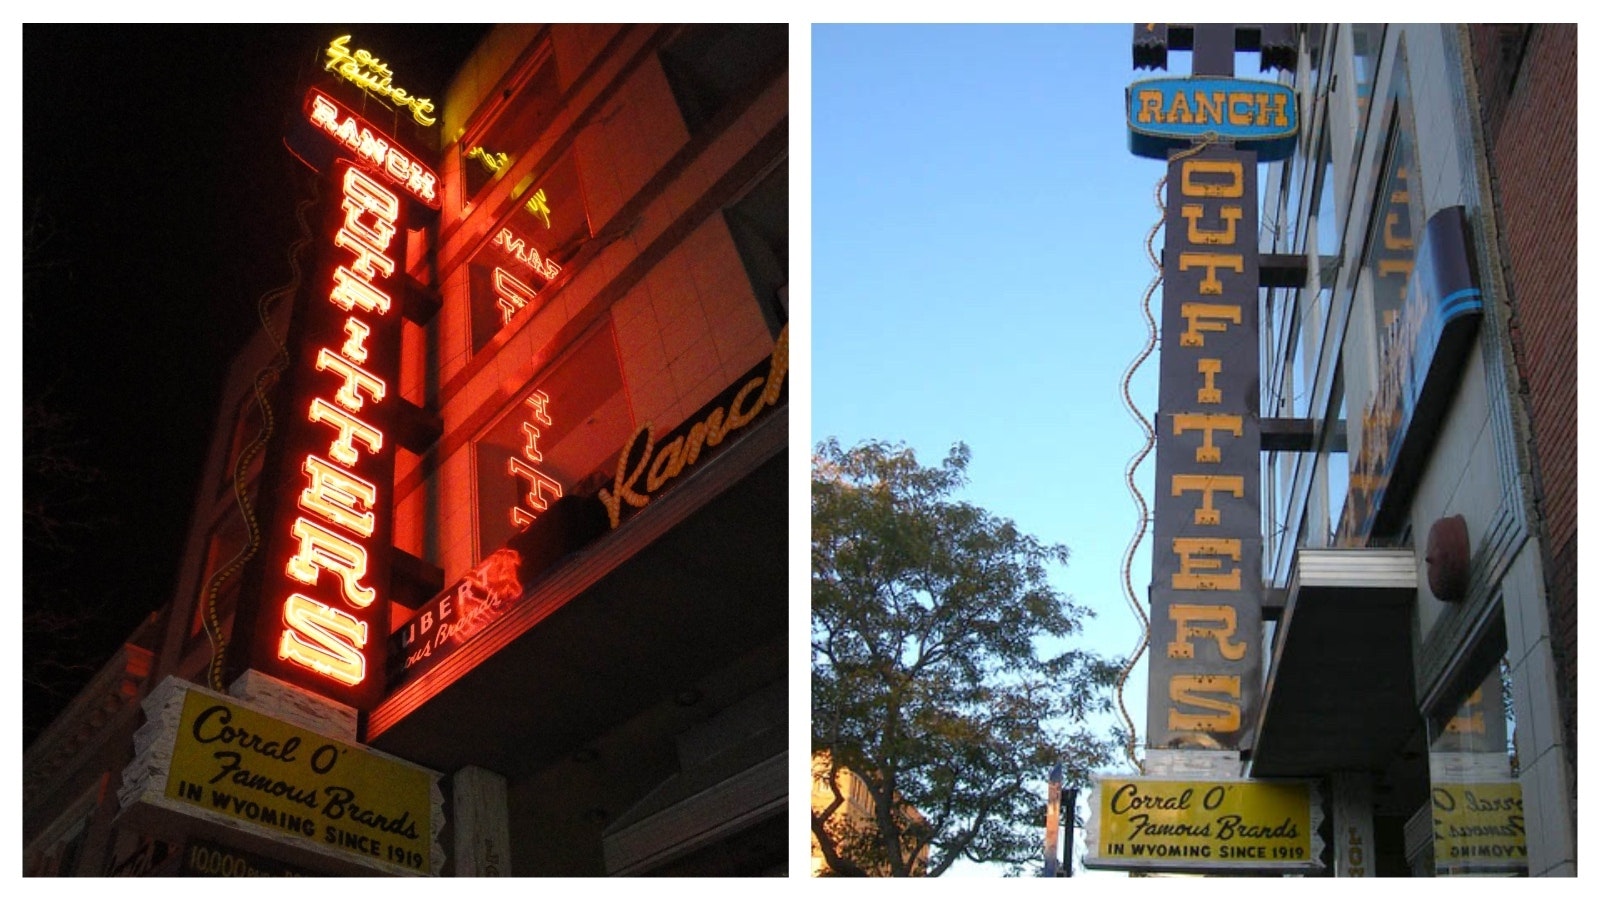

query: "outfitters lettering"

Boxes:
[1147, 147, 1263, 751]
[276, 165, 401, 691]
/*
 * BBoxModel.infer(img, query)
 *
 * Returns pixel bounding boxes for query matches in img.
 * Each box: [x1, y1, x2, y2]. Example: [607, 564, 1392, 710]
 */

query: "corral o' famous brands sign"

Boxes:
[119, 678, 439, 876]
[1085, 778, 1322, 873]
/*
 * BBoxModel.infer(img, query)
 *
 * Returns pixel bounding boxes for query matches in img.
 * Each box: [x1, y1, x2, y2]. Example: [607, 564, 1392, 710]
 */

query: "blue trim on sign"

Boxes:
[1437, 288, 1484, 322]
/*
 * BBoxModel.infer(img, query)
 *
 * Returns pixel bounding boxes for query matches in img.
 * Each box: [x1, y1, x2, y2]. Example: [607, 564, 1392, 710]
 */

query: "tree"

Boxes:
[811, 438, 1122, 876]
[23, 205, 121, 745]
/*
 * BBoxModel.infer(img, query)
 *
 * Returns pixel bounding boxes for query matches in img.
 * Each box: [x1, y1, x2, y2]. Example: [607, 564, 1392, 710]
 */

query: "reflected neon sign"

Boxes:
[508, 390, 563, 529]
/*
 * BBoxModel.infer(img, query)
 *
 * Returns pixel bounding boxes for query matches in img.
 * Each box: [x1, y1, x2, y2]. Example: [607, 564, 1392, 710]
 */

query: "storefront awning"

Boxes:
[1250, 548, 1421, 777]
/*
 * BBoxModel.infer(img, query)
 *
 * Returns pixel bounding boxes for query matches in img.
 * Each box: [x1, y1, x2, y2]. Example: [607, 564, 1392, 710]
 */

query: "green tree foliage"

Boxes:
[812, 438, 1122, 876]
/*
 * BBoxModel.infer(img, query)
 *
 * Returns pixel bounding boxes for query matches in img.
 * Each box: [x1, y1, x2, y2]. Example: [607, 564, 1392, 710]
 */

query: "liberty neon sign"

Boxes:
[307, 89, 440, 209]
[276, 165, 400, 688]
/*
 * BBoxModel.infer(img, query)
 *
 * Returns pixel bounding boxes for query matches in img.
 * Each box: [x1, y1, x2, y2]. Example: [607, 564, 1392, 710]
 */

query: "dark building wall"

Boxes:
[1468, 22, 1577, 783]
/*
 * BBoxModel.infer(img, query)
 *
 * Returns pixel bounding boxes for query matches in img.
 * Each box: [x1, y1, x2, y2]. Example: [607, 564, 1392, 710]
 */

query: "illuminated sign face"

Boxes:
[1085, 777, 1321, 873]
[1146, 147, 1263, 751]
[274, 163, 402, 698]
[229, 157, 406, 711]
[305, 89, 440, 209]
[1127, 78, 1298, 160]
[324, 35, 436, 126]
[161, 685, 435, 874]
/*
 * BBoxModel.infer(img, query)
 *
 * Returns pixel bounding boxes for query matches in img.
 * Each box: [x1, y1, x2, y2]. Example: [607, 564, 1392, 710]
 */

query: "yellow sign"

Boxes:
[164, 690, 434, 874]
[1088, 778, 1319, 871]
[1432, 782, 1527, 872]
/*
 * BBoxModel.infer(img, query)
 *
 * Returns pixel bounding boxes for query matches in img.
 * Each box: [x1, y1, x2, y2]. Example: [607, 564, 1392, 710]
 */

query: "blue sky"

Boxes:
[812, 23, 1221, 875]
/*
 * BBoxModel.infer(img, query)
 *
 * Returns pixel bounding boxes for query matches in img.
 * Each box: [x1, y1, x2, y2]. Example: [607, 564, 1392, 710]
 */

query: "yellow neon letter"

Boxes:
[1167, 603, 1248, 660]
[1178, 303, 1241, 347]
[1171, 537, 1243, 590]
[1137, 89, 1164, 124]
[1180, 158, 1245, 198]
[1180, 204, 1243, 246]
[1197, 358, 1222, 403]
[1171, 413, 1243, 463]
[1179, 251, 1245, 295]
[1171, 473, 1245, 525]
[1168, 675, 1242, 732]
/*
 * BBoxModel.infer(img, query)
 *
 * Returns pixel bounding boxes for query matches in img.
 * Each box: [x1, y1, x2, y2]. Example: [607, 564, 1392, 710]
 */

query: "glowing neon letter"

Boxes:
[329, 267, 393, 315]
[315, 348, 387, 411]
[308, 398, 384, 466]
[280, 594, 367, 686]
[299, 455, 377, 538]
[343, 167, 400, 232]
[286, 517, 376, 608]
[334, 226, 397, 280]
[341, 318, 372, 364]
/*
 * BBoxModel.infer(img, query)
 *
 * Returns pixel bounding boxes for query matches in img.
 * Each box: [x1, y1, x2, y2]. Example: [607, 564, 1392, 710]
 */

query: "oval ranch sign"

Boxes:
[1127, 77, 1298, 160]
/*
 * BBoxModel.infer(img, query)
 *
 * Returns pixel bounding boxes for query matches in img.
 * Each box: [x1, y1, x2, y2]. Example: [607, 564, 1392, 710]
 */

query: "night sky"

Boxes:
[22, 24, 492, 744]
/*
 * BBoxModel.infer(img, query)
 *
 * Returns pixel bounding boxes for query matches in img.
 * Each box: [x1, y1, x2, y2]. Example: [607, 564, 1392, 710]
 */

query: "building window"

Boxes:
[1349, 25, 1386, 162]
[660, 25, 787, 133]
[472, 322, 632, 559]
[723, 158, 788, 337]
[466, 149, 593, 355]
[1420, 645, 1527, 876]
[1311, 133, 1343, 259]
[461, 44, 562, 202]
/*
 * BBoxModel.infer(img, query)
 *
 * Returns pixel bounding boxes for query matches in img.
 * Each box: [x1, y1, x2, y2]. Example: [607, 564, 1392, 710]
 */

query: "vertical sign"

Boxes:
[1146, 145, 1263, 751]
[232, 158, 406, 710]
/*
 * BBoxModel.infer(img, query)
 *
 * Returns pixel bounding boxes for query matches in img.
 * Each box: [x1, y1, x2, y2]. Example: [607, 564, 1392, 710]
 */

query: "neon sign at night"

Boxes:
[324, 35, 437, 126]
[307, 89, 440, 209]
[508, 391, 563, 529]
[275, 165, 401, 690]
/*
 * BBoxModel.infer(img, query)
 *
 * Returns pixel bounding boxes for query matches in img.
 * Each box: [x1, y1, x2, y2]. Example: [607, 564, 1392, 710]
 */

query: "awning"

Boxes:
[1249, 548, 1421, 777]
